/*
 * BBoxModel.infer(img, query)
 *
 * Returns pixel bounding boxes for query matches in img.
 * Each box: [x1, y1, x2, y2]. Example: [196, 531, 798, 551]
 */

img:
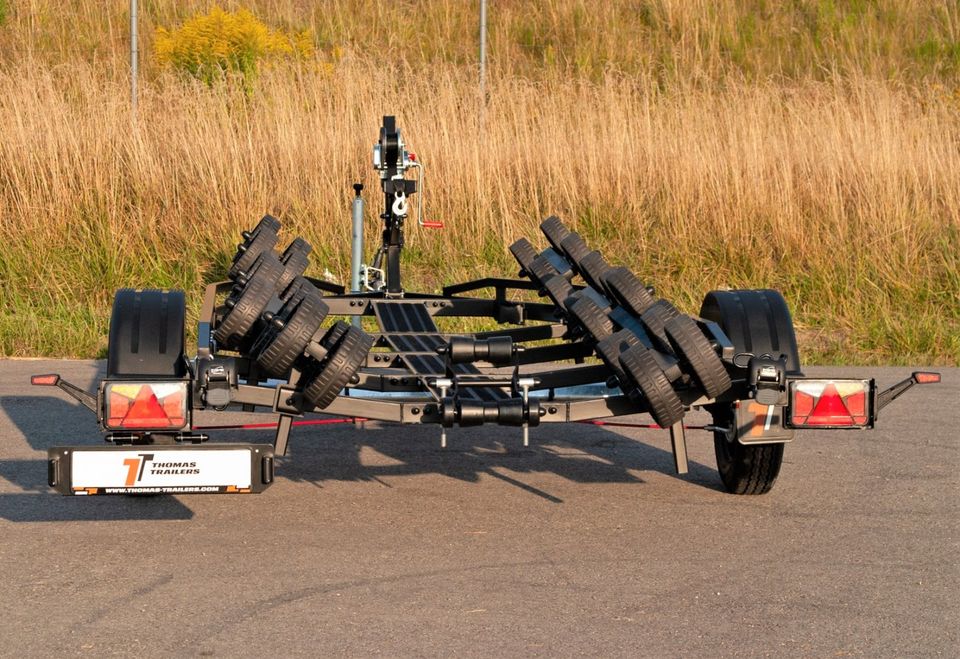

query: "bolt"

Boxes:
[548, 406, 557, 414]
[285, 397, 296, 406]
[224, 298, 236, 309]
[411, 407, 420, 415]
[237, 243, 247, 252]
[241, 231, 251, 240]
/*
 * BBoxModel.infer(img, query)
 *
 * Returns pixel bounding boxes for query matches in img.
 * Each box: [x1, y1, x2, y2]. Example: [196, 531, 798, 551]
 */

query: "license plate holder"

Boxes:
[47, 444, 275, 495]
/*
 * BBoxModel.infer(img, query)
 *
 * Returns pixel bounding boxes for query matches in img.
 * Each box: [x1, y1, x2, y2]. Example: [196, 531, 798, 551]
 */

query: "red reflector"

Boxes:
[914, 372, 941, 384]
[103, 382, 188, 430]
[31, 374, 59, 386]
[790, 380, 872, 428]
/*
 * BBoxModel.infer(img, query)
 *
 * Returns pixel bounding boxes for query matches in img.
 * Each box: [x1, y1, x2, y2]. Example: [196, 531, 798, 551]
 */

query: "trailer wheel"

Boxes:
[567, 294, 614, 340]
[711, 406, 784, 494]
[107, 289, 187, 377]
[228, 217, 280, 280]
[699, 289, 801, 375]
[277, 238, 312, 292]
[302, 324, 374, 409]
[664, 315, 731, 398]
[540, 216, 571, 253]
[559, 232, 591, 267]
[254, 293, 329, 377]
[639, 300, 680, 351]
[618, 345, 685, 427]
[214, 276, 275, 351]
[602, 267, 655, 316]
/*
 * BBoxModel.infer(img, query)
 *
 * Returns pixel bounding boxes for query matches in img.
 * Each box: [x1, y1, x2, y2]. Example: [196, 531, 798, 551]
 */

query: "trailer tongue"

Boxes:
[33, 116, 940, 496]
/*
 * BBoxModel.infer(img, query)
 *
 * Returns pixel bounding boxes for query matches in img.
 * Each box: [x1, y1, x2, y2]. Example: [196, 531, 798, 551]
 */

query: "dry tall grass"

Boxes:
[0, 1, 958, 363]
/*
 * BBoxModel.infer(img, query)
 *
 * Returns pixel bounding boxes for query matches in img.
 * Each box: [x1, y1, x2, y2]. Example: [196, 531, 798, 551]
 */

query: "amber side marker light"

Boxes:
[31, 374, 60, 386]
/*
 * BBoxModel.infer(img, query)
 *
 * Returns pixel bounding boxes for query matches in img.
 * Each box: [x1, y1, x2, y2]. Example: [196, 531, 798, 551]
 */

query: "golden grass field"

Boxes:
[0, 0, 958, 363]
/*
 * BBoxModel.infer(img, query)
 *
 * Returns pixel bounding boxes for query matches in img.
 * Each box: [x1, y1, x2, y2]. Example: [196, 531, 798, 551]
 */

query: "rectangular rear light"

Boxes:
[788, 379, 873, 429]
[103, 381, 189, 431]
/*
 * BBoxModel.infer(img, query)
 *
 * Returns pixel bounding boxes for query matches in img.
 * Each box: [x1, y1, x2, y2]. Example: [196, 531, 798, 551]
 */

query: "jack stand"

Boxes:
[670, 420, 688, 474]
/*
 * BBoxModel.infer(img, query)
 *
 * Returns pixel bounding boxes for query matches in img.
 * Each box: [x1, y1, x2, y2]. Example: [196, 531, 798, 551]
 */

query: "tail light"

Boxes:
[788, 379, 872, 429]
[103, 381, 189, 431]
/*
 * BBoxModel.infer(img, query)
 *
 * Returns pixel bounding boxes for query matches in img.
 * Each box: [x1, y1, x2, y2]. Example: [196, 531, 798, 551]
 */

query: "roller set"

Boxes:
[34, 116, 940, 497]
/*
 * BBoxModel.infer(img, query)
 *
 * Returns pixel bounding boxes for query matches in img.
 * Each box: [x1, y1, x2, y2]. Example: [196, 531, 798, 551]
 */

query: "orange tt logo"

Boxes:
[122, 454, 154, 486]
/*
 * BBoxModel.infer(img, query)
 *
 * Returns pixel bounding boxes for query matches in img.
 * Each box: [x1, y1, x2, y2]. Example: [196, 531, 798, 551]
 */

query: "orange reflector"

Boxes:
[31, 374, 60, 386]
[914, 372, 941, 384]
[789, 380, 872, 428]
[103, 381, 188, 431]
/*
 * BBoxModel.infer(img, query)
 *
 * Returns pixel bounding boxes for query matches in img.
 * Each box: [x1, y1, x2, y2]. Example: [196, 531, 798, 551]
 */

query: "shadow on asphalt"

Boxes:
[1, 390, 723, 521]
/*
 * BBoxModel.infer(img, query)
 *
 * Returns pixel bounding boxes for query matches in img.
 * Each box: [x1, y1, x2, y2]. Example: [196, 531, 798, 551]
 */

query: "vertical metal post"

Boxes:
[130, 0, 138, 118]
[669, 421, 689, 475]
[350, 183, 364, 327]
[479, 0, 487, 98]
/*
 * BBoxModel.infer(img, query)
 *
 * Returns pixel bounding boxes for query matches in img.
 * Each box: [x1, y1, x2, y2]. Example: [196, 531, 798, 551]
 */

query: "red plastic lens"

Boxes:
[31, 374, 59, 386]
[790, 380, 871, 428]
[104, 382, 188, 430]
[914, 372, 940, 384]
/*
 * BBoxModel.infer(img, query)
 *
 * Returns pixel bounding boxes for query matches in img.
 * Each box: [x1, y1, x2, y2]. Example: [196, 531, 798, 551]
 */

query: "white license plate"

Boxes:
[48, 444, 275, 495]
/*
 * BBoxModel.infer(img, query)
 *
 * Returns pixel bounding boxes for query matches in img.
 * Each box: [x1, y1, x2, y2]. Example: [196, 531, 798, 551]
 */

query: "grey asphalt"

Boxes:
[0, 360, 956, 657]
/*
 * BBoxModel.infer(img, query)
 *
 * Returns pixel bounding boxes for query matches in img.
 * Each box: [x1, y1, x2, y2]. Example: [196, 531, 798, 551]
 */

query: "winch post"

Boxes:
[350, 182, 364, 326]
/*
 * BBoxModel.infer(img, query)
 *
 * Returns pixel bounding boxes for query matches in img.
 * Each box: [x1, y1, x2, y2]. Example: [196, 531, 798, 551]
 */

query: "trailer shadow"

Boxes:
[1, 391, 722, 515]
[270, 417, 722, 500]
[0, 393, 193, 521]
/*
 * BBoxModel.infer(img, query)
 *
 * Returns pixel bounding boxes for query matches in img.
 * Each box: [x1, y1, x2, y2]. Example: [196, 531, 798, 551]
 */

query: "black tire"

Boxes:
[509, 238, 538, 273]
[541, 274, 575, 308]
[214, 276, 275, 351]
[540, 216, 571, 253]
[567, 294, 614, 340]
[280, 276, 318, 305]
[699, 289, 801, 375]
[618, 345, 685, 428]
[559, 232, 591, 269]
[255, 293, 329, 377]
[277, 238, 312, 292]
[712, 406, 784, 495]
[302, 325, 374, 409]
[107, 289, 187, 377]
[578, 251, 614, 293]
[595, 329, 641, 386]
[602, 267, 655, 316]
[664, 315, 732, 398]
[229, 221, 279, 280]
[235, 252, 284, 291]
[639, 300, 680, 351]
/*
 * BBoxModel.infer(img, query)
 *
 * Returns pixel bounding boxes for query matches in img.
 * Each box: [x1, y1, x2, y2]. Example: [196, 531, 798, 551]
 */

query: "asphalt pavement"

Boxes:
[0, 360, 957, 657]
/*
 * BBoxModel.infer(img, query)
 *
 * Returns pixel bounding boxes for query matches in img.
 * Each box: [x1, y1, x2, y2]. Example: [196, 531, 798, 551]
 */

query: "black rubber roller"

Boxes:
[577, 251, 614, 293]
[214, 276, 276, 351]
[602, 267, 655, 317]
[253, 292, 329, 378]
[595, 329, 642, 387]
[664, 315, 732, 398]
[540, 216, 571, 253]
[639, 300, 680, 352]
[566, 293, 614, 340]
[277, 238, 312, 292]
[619, 345, 685, 428]
[302, 324, 374, 410]
[559, 232, 591, 269]
[229, 215, 280, 280]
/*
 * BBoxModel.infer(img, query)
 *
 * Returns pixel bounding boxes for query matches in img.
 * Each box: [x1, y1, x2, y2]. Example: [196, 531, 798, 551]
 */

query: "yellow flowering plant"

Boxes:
[154, 6, 314, 84]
